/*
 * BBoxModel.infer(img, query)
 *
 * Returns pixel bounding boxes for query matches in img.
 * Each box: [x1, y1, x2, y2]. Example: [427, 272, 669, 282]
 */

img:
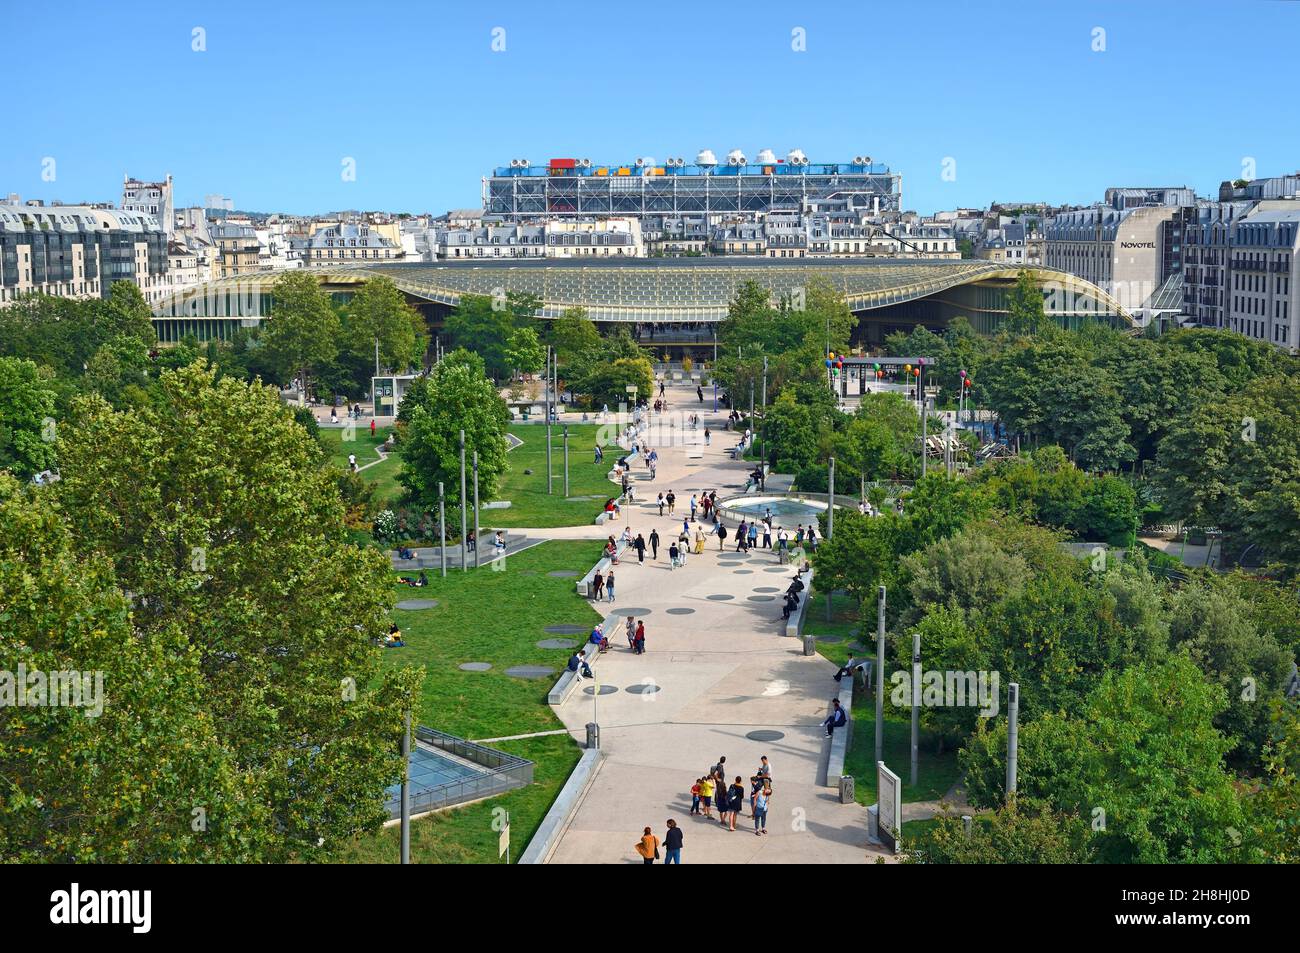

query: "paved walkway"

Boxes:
[540, 380, 885, 864]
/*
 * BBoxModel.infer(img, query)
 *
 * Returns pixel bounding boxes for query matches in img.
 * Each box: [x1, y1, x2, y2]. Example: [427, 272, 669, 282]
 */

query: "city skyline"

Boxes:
[7, 0, 1299, 216]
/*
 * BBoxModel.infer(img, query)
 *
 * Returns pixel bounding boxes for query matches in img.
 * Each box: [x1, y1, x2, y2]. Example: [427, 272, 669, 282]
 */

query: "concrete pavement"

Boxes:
[538, 379, 885, 864]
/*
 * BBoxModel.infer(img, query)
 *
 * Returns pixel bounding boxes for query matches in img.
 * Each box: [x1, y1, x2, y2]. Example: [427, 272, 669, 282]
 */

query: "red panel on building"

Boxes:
[549, 158, 576, 169]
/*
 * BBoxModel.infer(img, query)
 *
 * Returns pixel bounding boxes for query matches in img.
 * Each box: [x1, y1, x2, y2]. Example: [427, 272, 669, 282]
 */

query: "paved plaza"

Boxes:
[513, 381, 886, 864]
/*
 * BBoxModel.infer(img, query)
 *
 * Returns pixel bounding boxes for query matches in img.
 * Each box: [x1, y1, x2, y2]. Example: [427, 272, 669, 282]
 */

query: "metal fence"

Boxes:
[386, 727, 535, 819]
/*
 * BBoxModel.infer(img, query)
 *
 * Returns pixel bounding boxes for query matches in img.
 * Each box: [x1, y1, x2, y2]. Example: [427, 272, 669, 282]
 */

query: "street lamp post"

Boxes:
[546, 346, 553, 496]
[459, 429, 467, 572]
[438, 481, 447, 577]
[563, 425, 570, 497]
[472, 450, 480, 570]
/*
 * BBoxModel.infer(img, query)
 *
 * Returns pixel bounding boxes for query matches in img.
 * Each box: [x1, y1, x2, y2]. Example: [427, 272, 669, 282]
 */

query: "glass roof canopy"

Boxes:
[154, 258, 1131, 325]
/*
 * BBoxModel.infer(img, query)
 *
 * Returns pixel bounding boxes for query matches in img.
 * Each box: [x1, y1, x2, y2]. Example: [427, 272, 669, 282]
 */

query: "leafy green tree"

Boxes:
[505, 326, 546, 377]
[1243, 703, 1300, 863]
[904, 800, 1092, 864]
[343, 275, 428, 375]
[1005, 269, 1051, 336]
[0, 473, 249, 862]
[549, 307, 601, 367]
[397, 349, 510, 509]
[53, 361, 419, 861]
[1167, 580, 1293, 768]
[963, 656, 1245, 864]
[263, 270, 340, 400]
[1155, 373, 1300, 567]
[572, 356, 654, 410]
[443, 294, 515, 380]
[810, 509, 904, 605]
[0, 357, 58, 479]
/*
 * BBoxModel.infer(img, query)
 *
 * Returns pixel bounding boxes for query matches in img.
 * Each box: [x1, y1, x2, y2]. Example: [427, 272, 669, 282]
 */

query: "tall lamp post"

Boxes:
[472, 450, 480, 570]
[459, 429, 467, 572]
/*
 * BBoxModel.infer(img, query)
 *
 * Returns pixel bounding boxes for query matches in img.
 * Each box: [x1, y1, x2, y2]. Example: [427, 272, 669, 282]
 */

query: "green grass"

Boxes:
[339, 539, 602, 863]
[383, 539, 603, 738]
[843, 705, 963, 805]
[803, 588, 866, 669]
[319, 426, 403, 505]
[340, 734, 581, 864]
[805, 588, 962, 805]
[485, 424, 623, 528]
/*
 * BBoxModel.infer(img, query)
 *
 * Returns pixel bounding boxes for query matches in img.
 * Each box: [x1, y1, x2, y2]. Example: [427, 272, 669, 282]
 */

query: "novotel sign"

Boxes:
[1120, 241, 1156, 249]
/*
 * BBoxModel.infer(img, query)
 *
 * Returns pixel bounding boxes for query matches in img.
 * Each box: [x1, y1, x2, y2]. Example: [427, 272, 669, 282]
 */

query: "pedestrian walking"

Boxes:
[649, 528, 660, 560]
[605, 570, 616, 602]
[690, 780, 703, 815]
[657, 492, 665, 516]
[370, 419, 376, 437]
[626, 615, 636, 649]
[634, 533, 646, 564]
[634, 826, 660, 865]
[666, 490, 676, 515]
[592, 572, 604, 601]
[716, 522, 728, 551]
[762, 524, 772, 549]
[663, 819, 684, 864]
[689, 495, 697, 521]
[704, 427, 711, 446]
[748, 522, 759, 549]
[634, 620, 646, 654]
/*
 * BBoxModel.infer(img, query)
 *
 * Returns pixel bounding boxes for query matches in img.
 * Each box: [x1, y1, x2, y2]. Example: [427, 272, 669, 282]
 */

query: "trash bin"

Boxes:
[585, 722, 600, 750]
[802, 634, 816, 656]
[838, 774, 855, 804]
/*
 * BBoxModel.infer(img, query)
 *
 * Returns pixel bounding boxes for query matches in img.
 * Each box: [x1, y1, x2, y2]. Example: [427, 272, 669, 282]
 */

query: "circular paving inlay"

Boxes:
[626, 683, 661, 695]
[504, 665, 556, 679]
[544, 624, 588, 634]
[458, 662, 492, 672]
[396, 599, 439, 610]
[583, 684, 618, 696]
[707, 593, 735, 601]
[745, 729, 786, 742]
[718, 553, 749, 560]
[765, 567, 793, 574]
[616, 608, 652, 617]
[537, 639, 579, 650]
[754, 586, 780, 593]
[547, 570, 579, 578]
[666, 607, 695, 615]
[733, 569, 754, 575]
[748, 595, 775, 602]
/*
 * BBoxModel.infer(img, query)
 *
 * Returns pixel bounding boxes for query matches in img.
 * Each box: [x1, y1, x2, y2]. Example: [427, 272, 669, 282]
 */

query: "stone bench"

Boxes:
[826, 674, 855, 786]
[575, 539, 630, 597]
[547, 651, 600, 706]
[783, 567, 815, 638]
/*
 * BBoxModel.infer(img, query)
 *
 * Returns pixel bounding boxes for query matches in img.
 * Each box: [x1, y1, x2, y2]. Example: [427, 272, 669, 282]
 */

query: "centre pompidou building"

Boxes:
[483, 148, 902, 220]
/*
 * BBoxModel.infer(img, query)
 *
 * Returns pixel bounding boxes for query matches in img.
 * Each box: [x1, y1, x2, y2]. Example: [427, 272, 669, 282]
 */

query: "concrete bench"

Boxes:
[783, 568, 815, 638]
[826, 674, 855, 785]
[547, 652, 600, 706]
[575, 540, 630, 597]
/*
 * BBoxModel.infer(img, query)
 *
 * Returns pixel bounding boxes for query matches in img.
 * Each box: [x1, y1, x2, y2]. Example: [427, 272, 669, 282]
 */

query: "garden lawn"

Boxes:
[340, 734, 580, 864]
[381, 539, 603, 740]
[843, 705, 963, 806]
[339, 539, 601, 864]
[319, 426, 402, 506]
[486, 423, 623, 528]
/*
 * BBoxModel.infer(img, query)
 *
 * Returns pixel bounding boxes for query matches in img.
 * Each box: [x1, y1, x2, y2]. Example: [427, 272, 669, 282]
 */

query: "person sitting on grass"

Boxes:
[385, 623, 404, 648]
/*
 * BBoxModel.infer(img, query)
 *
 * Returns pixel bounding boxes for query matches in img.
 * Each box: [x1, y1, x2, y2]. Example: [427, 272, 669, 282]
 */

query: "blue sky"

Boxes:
[6, 0, 1298, 215]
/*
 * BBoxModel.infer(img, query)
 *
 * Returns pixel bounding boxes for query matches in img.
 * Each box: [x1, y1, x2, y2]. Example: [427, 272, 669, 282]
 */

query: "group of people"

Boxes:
[329, 403, 367, 423]
[687, 755, 774, 835]
[779, 572, 806, 622]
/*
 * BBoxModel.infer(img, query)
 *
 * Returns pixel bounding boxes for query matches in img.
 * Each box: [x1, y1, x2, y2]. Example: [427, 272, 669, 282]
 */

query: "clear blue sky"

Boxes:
[7, 0, 1298, 216]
